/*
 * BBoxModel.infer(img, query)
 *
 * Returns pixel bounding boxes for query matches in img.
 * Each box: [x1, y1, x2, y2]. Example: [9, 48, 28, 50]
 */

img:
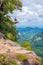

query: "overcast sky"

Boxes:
[10, 0, 43, 28]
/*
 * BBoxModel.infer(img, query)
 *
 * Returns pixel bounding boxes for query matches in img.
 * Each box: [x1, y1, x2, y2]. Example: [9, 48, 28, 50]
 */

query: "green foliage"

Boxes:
[0, 0, 22, 23]
[0, 53, 7, 65]
[21, 41, 32, 51]
[4, 59, 18, 65]
[0, 53, 7, 61]
[0, 0, 22, 42]
[0, 16, 18, 41]
[0, 17, 18, 41]
[0, 54, 18, 65]
[16, 54, 27, 61]
[0, 0, 22, 14]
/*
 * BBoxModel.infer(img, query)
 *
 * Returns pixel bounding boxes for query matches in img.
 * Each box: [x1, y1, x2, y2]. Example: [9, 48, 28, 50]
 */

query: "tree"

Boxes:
[0, 0, 22, 41]
[0, 0, 22, 13]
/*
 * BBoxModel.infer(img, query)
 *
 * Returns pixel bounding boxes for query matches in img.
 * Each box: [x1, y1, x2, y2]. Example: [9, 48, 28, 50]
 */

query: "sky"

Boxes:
[10, 0, 43, 28]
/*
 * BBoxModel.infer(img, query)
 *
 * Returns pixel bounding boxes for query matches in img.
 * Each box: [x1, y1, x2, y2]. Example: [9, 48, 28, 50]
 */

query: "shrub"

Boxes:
[0, 54, 18, 65]
[21, 41, 32, 51]
[5, 59, 18, 65]
[16, 54, 27, 61]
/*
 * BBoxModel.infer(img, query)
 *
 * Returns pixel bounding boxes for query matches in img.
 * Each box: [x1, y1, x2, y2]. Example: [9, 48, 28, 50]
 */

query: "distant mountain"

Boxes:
[17, 27, 43, 64]
[31, 31, 43, 54]
[31, 31, 43, 64]
[17, 27, 43, 55]
[17, 27, 43, 43]
[17, 27, 43, 33]
[17, 27, 43, 51]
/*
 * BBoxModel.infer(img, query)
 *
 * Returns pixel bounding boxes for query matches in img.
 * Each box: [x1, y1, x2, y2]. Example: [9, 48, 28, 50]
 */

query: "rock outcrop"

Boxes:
[0, 32, 41, 65]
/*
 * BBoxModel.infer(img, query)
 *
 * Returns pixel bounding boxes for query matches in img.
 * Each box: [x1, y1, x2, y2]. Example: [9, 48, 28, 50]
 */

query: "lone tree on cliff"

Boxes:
[0, 0, 22, 41]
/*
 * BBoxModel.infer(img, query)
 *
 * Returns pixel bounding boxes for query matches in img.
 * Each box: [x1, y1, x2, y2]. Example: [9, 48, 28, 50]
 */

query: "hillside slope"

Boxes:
[0, 33, 41, 65]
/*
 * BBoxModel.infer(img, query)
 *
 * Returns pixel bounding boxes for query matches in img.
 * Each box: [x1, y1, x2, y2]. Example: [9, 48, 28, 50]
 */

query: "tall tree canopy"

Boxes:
[0, 0, 22, 21]
[0, 0, 22, 41]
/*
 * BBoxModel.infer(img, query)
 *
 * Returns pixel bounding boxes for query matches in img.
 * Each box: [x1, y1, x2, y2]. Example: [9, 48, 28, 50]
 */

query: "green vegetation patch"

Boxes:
[16, 53, 27, 61]
[5, 59, 18, 65]
[21, 41, 32, 51]
[0, 53, 18, 65]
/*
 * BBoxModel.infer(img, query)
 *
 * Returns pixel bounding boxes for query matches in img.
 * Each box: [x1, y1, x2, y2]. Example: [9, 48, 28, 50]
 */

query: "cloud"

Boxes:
[10, 0, 43, 28]
[16, 6, 38, 20]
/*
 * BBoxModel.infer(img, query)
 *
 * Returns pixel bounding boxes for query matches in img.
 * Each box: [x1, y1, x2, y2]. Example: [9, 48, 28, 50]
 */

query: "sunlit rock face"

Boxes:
[0, 34, 41, 65]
